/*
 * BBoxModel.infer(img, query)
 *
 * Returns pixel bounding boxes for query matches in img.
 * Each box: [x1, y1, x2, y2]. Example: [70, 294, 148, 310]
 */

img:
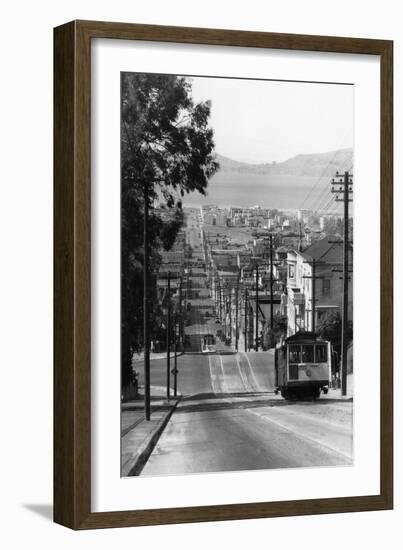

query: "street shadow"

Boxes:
[123, 402, 173, 411]
[23, 504, 53, 522]
[176, 397, 290, 414]
[300, 397, 353, 404]
[182, 391, 273, 401]
[178, 393, 352, 414]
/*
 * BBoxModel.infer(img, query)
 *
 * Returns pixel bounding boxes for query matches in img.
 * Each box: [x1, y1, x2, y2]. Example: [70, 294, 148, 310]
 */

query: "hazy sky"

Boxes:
[189, 76, 354, 164]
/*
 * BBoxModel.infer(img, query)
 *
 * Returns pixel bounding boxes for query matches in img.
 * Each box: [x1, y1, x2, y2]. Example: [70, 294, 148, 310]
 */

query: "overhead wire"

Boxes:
[298, 128, 353, 213]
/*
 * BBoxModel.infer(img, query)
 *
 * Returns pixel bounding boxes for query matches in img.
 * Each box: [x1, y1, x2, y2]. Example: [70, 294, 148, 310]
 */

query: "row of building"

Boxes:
[201, 204, 341, 233]
[206, 218, 352, 344]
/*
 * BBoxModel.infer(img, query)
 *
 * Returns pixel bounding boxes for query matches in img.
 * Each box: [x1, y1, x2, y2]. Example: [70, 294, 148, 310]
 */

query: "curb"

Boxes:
[132, 352, 185, 363]
[126, 398, 180, 476]
[183, 351, 210, 355]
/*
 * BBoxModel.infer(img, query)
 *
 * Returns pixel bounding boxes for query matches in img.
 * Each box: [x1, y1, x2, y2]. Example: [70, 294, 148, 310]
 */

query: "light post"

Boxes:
[143, 182, 151, 421]
[166, 271, 171, 401]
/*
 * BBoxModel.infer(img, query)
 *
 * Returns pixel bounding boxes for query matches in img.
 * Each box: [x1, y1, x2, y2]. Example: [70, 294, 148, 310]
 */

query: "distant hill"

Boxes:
[215, 148, 353, 177]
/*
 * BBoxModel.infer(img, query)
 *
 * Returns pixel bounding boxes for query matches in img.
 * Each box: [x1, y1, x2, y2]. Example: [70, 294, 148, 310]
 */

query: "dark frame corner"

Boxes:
[54, 20, 393, 530]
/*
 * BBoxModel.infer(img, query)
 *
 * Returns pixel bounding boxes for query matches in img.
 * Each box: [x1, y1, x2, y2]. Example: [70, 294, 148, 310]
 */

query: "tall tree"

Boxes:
[316, 311, 353, 359]
[121, 73, 218, 387]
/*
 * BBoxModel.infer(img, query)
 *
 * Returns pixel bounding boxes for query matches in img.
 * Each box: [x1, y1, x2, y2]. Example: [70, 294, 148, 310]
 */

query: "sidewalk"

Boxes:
[132, 351, 183, 363]
[121, 387, 180, 476]
[323, 373, 354, 400]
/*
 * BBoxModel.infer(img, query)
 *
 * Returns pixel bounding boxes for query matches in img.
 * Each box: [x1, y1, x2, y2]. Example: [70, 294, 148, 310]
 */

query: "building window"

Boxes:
[322, 278, 331, 296]
[288, 264, 295, 278]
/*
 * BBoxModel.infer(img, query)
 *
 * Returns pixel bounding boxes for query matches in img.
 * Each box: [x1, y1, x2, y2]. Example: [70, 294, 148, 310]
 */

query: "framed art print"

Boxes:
[54, 20, 393, 529]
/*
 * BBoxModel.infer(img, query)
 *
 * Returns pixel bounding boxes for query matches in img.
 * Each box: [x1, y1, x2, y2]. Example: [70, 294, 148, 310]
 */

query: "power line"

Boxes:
[308, 184, 332, 212]
[298, 130, 353, 212]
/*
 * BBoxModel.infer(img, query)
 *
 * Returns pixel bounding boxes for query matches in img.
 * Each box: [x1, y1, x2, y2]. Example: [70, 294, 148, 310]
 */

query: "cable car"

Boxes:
[201, 334, 216, 353]
[274, 331, 331, 400]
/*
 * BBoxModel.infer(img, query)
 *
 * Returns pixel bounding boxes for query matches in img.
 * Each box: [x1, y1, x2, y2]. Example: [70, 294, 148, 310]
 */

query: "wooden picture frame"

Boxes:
[54, 20, 393, 529]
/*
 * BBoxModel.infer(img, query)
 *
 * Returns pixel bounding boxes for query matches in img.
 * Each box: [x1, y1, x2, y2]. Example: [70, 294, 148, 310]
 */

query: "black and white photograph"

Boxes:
[120, 71, 354, 477]
[1, 0, 397, 541]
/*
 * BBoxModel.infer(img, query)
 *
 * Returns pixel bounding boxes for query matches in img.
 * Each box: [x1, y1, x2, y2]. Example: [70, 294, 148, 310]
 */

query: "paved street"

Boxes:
[134, 351, 353, 475]
[124, 207, 353, 476]
[135, 350, 275, 396]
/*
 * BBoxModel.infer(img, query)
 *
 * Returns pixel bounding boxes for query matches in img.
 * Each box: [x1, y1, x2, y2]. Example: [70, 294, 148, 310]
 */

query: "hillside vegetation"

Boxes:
[216, 148, 353, 177]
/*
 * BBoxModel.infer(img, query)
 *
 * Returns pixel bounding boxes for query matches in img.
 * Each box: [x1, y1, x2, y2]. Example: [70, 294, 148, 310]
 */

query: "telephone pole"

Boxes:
[255, 262, 259, 351]
[214, 272, 218, 314]
[265, 235, 280, 346]
[331, 170, 353, 396]
[228, 287, 232, 345]
[269, 234, 278, 331]
[143, 183, 151, 421]
[244, 289, 248, 352]
[218, 276, 222, 324]
[223, 288, 227, 339]
[173, 275, 182, 398]
[235, 271, 240, 351]
[166, 271, 171, 401]
[269, 234, 274, 330]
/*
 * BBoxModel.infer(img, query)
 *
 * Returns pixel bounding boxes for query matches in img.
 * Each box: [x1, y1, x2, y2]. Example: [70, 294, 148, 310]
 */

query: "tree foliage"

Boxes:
[322, 216, 343, 237]
[121, 73, 218, 386]
[316, 311, 353, 357]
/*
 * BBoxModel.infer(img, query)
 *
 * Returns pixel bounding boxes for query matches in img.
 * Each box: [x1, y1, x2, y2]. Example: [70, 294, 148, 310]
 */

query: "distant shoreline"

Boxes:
[183, 172, 347, 213]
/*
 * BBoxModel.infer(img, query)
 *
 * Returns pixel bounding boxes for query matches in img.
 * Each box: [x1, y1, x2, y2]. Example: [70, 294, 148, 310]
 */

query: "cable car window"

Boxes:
[288, 344, 301, 363]
[315, 344, 328, 362]
[301, 345, 314, 362]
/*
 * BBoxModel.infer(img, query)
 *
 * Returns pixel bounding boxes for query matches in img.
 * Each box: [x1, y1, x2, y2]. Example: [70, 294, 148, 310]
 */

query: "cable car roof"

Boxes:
[283, 331, 328, 344]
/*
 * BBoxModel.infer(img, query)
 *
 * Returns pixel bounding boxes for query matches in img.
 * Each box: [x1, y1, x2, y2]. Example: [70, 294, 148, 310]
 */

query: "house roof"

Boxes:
[301, 236, 351, 264]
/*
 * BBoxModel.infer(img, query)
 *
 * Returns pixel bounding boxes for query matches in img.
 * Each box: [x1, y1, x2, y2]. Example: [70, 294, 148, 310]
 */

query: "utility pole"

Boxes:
[143, 183, 151, 421]
[214, 273, 218, 314]
[311, 260, 316, 334]
[235, 285, 238, 351]
[224, 291, 228, 341]
[331, 170, 353, 396]
[235, 272, 240, 351]
[302, 259, 324, 334]
[265, 235, 280, 347]
[244, 289, 248, 352]
[269, 234, 274, 330]
[255, 263, 259, 352]
[218, 276, 222, 324]
[298, 222, 303, 252]
[228, 287, 232, 345]
[173, 275, 182, 398]
[166, 271, 171, 401]
[173, 313, 178, 398]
